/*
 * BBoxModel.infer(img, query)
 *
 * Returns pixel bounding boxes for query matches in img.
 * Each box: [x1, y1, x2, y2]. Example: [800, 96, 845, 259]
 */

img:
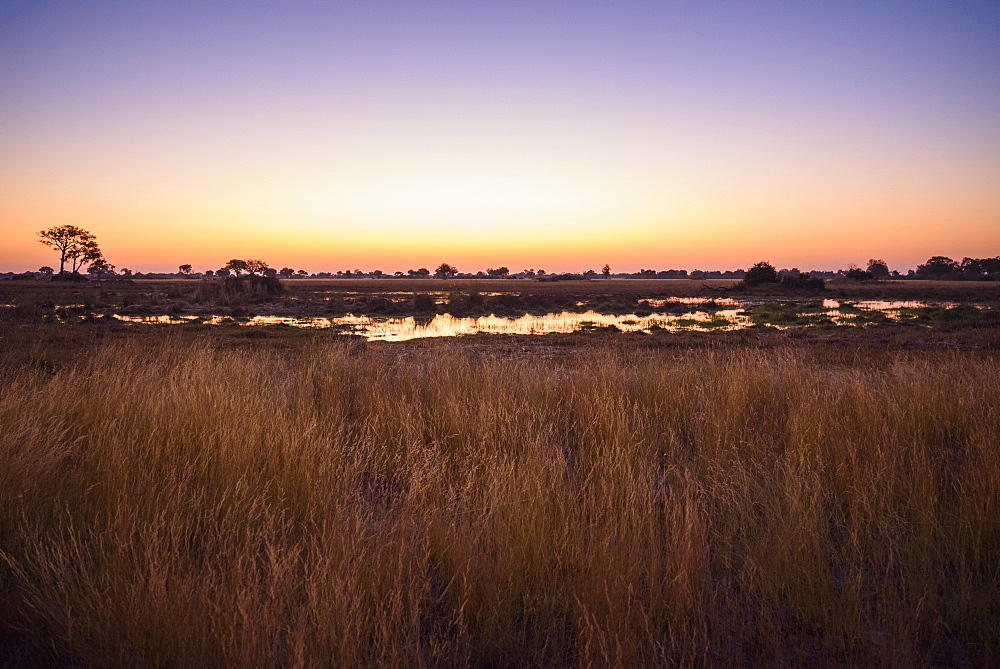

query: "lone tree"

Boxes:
[602, 264, 611, 279]
[179, 264, 193, 276]
[435, 263, 458, 279]
[37, 225, 102, 275]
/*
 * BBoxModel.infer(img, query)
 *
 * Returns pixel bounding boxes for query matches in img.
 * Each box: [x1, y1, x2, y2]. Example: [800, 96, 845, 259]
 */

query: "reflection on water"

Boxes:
[338, 311, 751, 341]
[113, 310, 752, 341]
[113, 314, 334, 328]
[822, 299, 952, 310]
[101, 297, 987, 341]
[646, 297, 740, 307]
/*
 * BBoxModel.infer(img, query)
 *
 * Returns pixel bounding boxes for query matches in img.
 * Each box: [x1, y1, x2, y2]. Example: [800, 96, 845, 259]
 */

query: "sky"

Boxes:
[2, 0, 998, 274]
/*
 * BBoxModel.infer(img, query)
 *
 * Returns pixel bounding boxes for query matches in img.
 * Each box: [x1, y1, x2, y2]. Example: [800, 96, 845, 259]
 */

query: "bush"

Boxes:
[352, 296, 393, 313]
[780, 273, 826, 291]
[537, 273, 587, 282]
[447, 292, 486, 312]
[412, 294, 436, 311]
[222, 275, 283, 298]
[51, 272, 88, 282]
[743, 262, 779, 287]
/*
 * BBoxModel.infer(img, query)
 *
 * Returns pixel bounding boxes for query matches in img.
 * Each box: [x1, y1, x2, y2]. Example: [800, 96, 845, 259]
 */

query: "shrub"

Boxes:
[781, 273, 826, 291]
[743, 261, 779, 286]
[412, 293, 436, 311]
[222, 275, 284, 298]
[846, 267, 874, 281]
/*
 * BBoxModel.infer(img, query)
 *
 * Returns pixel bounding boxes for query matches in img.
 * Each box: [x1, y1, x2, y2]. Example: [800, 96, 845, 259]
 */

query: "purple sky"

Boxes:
[2, 1, 998, 272]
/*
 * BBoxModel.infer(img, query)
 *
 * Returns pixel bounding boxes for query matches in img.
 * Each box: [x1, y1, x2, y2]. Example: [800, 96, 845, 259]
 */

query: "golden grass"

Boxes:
[1, 341, 998, 665]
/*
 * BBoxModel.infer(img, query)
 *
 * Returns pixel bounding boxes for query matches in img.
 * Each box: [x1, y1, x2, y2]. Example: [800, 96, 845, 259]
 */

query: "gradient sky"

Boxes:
[2, 0, 998, 273]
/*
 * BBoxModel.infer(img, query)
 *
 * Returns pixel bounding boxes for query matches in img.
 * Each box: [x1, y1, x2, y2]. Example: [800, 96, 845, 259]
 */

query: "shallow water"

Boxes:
[822, 299, 954, 310]
[645, 297, 741, 307]
[112, 310, 751, 341]
[71, 296, 987, 341]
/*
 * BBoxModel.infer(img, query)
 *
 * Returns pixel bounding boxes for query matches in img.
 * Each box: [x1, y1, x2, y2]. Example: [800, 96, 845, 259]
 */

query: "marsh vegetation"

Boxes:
[0, 279, 998, 665]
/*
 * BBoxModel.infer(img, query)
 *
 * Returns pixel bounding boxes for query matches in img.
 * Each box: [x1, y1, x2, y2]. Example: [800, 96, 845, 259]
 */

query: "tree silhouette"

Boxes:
[225, 259, 248, 276]
[37, 225, 100, 275]
[435, 263, 458, 279]
[602, 264, 611, 279]
[69, 240, 102, 274]
[744, 261, 779, 286]
[846, 265, 873, 281]
[867, 259, 889, 279]
[179, 264, 193, 275]
[244, 259, 269, 276]
[917, 256, 959, 278]
[957, 257, 1000, 280]
[88, 258, 116, 279]
[279, 267, 295, 278]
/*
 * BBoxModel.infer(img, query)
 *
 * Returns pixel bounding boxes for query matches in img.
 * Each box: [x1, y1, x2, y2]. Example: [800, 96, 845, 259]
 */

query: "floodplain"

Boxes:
[1, 278, 998, 666]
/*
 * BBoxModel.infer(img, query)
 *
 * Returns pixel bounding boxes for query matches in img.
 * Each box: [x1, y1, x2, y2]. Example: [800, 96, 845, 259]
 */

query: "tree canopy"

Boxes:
[916, 256, 960, 278]
[244, 259, 269, 276]
[867, 259, 890, 279]
[224, 259, 248, 276]
[37, 225, 102, 275]
[435, 263, 458, 279]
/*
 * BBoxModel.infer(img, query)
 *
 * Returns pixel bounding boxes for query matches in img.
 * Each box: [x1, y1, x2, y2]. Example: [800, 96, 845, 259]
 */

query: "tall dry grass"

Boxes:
[1, 340, 998, 666]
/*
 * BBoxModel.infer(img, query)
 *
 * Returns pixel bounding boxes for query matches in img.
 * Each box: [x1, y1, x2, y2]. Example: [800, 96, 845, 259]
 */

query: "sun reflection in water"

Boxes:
[99, 297, 985, 341]
[111, 310, 752, 340]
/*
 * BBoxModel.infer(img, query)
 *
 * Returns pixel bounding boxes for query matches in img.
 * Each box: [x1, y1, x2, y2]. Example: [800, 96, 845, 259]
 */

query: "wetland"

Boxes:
[2, 277, 999, 666]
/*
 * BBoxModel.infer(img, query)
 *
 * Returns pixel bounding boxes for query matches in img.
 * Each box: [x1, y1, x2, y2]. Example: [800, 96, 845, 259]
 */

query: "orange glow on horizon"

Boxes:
[3, 2, 999, 273]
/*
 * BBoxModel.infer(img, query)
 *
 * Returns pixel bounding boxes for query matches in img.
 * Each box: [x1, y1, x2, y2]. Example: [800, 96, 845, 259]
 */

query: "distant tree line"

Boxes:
[913, 256, 1000, 280]
[12, 228, 998, 283]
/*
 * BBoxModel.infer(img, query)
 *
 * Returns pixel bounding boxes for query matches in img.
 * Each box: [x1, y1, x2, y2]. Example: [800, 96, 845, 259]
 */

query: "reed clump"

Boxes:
[1, 341, 997, 665]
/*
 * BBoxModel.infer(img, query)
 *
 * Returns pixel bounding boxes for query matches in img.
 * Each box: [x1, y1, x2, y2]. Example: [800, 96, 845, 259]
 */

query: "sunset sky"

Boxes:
[2, 0, 998, 273]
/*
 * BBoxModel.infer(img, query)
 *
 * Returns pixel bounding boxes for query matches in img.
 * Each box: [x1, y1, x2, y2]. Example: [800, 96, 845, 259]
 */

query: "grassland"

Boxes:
[0, 341, 997, 664]
[1, 279, 999, 666]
